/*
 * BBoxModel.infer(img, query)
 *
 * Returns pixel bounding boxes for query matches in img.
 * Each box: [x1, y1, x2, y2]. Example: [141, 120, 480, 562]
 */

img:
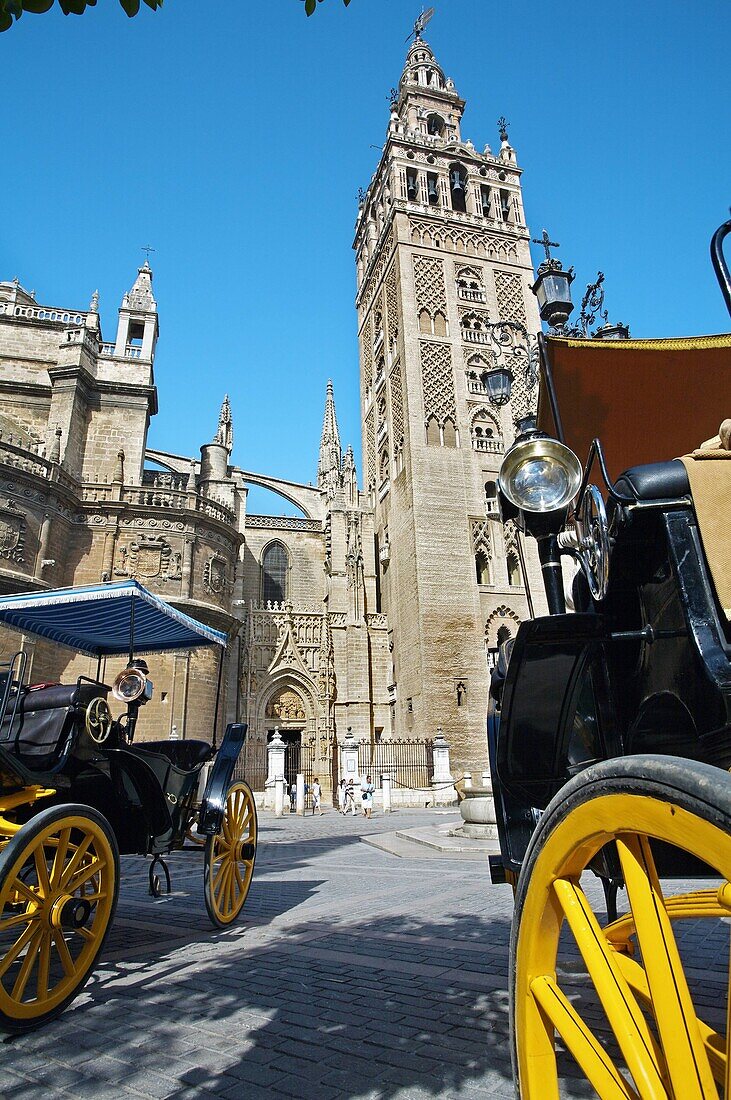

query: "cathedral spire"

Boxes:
[215, 394, 233, 455]
[318, 380, 342, 496]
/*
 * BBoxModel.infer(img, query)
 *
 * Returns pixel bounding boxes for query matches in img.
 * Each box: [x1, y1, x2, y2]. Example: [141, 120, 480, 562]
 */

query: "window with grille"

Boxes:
[262, 542, 288, 604]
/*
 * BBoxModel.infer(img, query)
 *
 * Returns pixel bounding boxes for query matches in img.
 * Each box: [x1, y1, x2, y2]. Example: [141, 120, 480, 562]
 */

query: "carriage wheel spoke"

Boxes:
[0, 920, 38, 980]
[50, 828, 71, 887]
[11, 925, 43, 1001]
[4, 875, 39, 907]
[52, 929, 76, 977]
[36, 929, 51, 1000]
[66, 857, 105, 895]
[530, 975, 640, 1100]
[616, 834, 717, 1099]
[613, 948, 727, 1085]
[33, 846, 51, 897]
[58, 834, 93, 889]
[0, 909, 40, 933]
[553, 877, 667, 1097]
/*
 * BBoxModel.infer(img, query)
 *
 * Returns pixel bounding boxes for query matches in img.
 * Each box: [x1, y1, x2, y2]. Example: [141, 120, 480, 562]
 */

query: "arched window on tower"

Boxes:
[262, 542, 288, 605]
[427, 112, 445, 136]
[507, 551, 523, 587]
[485, 480, 499, 514]
[475, 551, 491, 585]
[433, 310, 448, 337]
[449, 163, 468, 213]
[442, 418, 458, 448]
[419, 308, 432, 335]
[426, 416, 441, 446]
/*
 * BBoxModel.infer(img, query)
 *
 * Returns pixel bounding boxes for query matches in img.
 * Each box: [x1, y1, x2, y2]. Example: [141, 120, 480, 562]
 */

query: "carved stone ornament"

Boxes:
[265, 688, 306, 723]
[114, 536, 182, 582]
[0, 500, 26, 564]
[203, 553, 228, 595]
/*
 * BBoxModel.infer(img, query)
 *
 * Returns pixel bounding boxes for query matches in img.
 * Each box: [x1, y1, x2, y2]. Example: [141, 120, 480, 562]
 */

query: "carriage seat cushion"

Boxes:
[613, 459, 690, 502]
[22, 681, 106, 712]
[136, 739, 214, 771]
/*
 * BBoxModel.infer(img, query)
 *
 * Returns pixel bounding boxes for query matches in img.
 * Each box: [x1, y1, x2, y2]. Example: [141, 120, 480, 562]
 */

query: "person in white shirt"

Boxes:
[360, 775, 375, 818]
[337, 779, 347, 814]
[311, 777, 323, 815]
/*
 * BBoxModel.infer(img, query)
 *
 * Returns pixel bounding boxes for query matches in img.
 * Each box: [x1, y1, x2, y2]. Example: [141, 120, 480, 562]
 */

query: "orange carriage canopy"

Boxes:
[538, 333, 731, 483]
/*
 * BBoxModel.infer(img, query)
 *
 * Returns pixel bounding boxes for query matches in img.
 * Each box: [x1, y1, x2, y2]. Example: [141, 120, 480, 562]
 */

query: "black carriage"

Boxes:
[488, 221, 731, 1097]
[0, 580, 257, 1033]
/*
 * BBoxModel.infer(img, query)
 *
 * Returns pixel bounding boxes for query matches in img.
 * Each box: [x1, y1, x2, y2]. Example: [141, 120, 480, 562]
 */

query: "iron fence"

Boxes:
[358, 738, 434, 791]
[232, 740, 267, 792]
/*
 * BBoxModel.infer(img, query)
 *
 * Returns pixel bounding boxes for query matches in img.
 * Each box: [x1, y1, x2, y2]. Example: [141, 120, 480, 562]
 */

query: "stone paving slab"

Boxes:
[0, 807, 726, 1099]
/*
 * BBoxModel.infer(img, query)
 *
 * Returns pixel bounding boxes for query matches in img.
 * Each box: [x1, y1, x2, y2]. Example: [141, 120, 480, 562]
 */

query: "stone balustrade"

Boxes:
[472, 438, 503, 453]
[0, 302, 85, 325]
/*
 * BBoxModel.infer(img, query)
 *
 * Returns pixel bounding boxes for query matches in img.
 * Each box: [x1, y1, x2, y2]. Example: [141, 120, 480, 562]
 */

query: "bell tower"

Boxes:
[353, 30, 544, 775]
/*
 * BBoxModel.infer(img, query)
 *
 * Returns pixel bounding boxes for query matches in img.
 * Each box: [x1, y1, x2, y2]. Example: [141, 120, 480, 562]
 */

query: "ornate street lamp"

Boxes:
[482, 364, 513, 407]
[531, 229, 576, 331]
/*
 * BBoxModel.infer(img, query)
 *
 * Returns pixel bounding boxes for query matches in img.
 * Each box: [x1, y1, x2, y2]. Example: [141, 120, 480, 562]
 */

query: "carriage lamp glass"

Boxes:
[499, 437, 582, 513]
[112, 664, 153, 704]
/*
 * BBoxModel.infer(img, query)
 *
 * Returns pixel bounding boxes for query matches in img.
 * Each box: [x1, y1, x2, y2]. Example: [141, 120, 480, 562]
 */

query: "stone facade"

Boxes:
[0, 35, 545, 789]
[353, 38, 546, 776]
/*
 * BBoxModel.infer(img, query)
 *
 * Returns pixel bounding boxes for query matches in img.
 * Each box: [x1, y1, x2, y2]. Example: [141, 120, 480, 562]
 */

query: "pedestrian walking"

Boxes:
[345, 779, 356, 814]
[312, 777, 323, 815]
[289, 780, 297, 812]
[337, 778, 347, 814]
[361, 774, 375, 818]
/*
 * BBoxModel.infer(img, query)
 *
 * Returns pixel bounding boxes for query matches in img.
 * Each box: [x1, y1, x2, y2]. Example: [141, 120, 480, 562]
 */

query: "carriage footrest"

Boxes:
[489, 855, 517, 888]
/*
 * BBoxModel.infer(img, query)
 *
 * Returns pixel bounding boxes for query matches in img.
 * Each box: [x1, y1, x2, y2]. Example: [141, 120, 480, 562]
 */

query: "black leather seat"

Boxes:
[136, 739, 214, 771]
[0, 681, 108, 771]
[613, 459, 690, 502]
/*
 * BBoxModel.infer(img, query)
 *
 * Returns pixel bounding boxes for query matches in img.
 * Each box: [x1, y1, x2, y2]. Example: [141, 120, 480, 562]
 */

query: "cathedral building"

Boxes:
[0, 33, 543, 790]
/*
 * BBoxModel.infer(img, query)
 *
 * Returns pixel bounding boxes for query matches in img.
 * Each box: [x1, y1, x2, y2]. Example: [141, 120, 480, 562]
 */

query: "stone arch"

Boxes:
[485, 605, 522, 649]
[255, 670, 320, 736]
[260, 539, 289, 604]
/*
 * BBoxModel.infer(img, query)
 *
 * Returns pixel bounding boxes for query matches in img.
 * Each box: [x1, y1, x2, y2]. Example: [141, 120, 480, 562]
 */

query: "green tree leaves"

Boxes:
[0, 0, 162, 32]
[303, 0, 351, 15]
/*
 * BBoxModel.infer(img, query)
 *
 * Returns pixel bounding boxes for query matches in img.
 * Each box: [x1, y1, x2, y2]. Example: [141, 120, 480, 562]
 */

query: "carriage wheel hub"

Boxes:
[50, 894, 92, 931]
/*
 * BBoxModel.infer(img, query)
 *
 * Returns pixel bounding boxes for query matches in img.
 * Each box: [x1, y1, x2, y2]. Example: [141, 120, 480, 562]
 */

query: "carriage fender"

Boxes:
[198, 723, 247, 836]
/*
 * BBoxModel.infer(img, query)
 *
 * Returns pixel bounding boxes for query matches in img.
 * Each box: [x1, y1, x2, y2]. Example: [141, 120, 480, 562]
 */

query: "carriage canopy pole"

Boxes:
[128, 593, 135, 667]
[538, 332, 565, 444]
[710, 217, 731, 317]
[211, 646, 224, 751]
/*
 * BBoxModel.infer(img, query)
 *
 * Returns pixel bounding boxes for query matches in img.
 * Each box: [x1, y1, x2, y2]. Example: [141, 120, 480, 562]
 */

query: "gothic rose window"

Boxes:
[262, 541, 288, 604]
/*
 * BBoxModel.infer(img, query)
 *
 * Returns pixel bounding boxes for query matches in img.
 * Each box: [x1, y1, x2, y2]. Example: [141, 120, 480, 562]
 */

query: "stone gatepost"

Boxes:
[431, 729, 457, 805]
[296, 772, 305, 816]
[340, 730, 360, 791]
[382, 773, 392, 813]
[274, 776, 285, 817]
[265, 728, 286, 811]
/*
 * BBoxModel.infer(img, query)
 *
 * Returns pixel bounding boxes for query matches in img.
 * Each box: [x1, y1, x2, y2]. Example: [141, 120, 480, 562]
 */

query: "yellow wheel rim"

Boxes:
[0, 814, 116, 1023]
[206, 782, 256, 926]
[515, 791, 731, 1100]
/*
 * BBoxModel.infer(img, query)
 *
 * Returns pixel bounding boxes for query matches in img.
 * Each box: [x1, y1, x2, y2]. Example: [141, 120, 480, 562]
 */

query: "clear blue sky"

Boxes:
[3, 0, 729, 513]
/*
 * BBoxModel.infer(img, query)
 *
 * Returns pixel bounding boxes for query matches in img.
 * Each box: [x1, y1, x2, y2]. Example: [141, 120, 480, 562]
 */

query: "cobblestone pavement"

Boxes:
[1, 807, 726, 1100]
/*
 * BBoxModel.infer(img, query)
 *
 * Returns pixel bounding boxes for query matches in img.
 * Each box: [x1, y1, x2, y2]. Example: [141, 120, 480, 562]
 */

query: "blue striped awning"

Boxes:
[0, 581, 227, 657]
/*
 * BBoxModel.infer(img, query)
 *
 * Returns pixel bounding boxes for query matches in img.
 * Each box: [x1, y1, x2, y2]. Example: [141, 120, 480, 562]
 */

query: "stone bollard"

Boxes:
[265, 728, 286, 811]
[274, 776, 285, 817]
[296, 772, 305, 816]
[382, 773, 392, 813]
[481, 770, 491, 788]
[463, 772, 473, 789]
[431, 730, 457, 805]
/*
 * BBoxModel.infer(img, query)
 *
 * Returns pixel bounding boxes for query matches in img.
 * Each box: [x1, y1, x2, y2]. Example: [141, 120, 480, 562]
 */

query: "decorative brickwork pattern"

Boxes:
[361, 316, 373, 388]
[365, 408, 376, 489]
[420, 341, 456, 424]
[359, 229, 394, 310]
[471, 518, 492, 559]
[413, 256, 447, 313]
[385, 261, 400, 344]
[409, 220, 518, 262]
[494, 270, 527, 326]
[389, 362, 405, 451]
[504, 519, 519, 555]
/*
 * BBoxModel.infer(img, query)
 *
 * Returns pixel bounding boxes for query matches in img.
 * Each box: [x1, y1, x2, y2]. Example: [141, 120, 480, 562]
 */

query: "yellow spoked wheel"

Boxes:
[0, 804, 119, 1033]
[204, 782, 257, 928]
[512, 755, 731, 1100]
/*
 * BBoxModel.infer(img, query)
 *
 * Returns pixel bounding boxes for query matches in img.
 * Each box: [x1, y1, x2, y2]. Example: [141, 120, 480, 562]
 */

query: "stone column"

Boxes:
[296, 772, 305, 816]
[381, 773, 392, 814]
[340, 730, 360, 787]
[265, 728, 286, 811]
[431, 729, 457, 806]
[274, 776, 285, 818]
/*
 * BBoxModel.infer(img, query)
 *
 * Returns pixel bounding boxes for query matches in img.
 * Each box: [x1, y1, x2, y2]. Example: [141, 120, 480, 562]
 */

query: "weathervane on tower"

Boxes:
[405, 5, 434, 43]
